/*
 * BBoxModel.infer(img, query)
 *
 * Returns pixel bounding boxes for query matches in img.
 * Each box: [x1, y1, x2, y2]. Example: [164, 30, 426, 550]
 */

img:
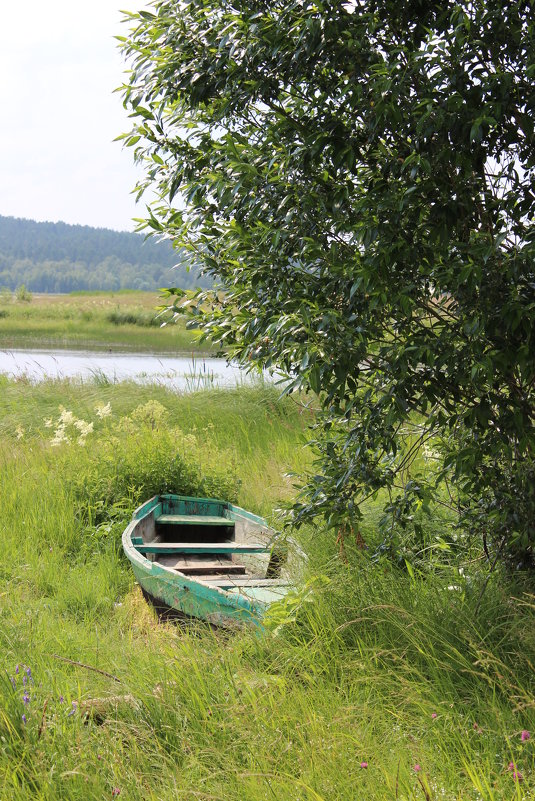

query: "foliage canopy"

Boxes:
[121, 1, 535, 565]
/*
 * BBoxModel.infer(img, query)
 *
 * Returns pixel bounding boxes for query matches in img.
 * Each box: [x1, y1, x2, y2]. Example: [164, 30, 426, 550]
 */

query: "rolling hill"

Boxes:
[0, 215, 209, 293]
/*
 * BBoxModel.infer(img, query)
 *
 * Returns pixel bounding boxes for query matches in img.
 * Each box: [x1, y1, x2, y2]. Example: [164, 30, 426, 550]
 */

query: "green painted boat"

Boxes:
[122, 494, 292, 627]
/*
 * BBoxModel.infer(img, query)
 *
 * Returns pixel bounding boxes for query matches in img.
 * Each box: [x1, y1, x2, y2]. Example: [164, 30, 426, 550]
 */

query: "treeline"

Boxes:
[0, 216, 210, 292]
[0, 256, 183, 293]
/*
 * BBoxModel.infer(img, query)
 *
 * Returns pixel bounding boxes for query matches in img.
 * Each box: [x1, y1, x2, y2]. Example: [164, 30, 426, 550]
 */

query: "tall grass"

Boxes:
[0, 379, 533, 800]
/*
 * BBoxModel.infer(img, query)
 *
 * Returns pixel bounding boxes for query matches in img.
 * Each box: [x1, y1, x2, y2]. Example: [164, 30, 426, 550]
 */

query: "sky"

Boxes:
[0, 0, 150, 232]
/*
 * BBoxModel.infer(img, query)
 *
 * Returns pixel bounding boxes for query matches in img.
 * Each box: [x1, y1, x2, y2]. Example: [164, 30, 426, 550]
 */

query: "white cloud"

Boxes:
[0, 1, 151, 231]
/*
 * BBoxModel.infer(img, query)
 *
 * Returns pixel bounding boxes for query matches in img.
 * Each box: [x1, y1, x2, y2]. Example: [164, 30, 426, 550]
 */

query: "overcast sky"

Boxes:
[0, 1, 149, 232]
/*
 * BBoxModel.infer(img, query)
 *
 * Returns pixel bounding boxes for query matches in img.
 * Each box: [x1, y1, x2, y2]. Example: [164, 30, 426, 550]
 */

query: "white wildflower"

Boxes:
[44, 419, 53, 428]
[95, 402, 112, 419]
[15, 425, 24, 440]
[74, 420, 94, 437]
[50, 428, 69, 447]
[58, 408, 75, 426]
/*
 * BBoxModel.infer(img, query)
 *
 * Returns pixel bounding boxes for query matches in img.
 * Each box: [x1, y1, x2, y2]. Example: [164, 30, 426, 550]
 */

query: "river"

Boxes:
[0, 349, 260, 391]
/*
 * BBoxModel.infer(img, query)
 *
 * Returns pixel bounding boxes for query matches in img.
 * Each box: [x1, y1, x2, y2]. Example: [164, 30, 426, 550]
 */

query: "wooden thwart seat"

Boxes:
[156, 514, 234, 527]
[134, 541, 270, 555]
[193, 576, 290, 589]
[156, 555, 247, 575]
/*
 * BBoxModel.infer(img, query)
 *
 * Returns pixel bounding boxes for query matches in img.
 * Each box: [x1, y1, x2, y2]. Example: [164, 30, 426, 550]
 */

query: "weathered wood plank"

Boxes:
[194, 576, 290, 588]
[156, 514, 234, 527]
[157, 555, 247, 575]
[178, 565, 247, 575]
[135, 541, 270, 555]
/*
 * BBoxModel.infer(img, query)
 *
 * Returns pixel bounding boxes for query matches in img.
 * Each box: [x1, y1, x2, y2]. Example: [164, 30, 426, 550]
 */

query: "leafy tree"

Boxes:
[120, 1, 535, 566]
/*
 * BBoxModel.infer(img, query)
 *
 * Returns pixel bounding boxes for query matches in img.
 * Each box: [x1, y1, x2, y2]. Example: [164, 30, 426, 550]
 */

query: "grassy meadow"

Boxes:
[0, 290, 213, 353]
[1, 375, 535, 800]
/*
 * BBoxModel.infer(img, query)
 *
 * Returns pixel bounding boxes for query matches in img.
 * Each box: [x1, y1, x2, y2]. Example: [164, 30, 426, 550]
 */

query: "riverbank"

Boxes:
[1, 379, 534, 799]
[0, 290, 214, 353]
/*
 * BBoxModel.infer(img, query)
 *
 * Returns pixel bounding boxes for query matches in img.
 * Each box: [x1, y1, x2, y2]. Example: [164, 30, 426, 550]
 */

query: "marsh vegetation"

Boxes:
[0, 291, 213, 353]
[1, 377, 534, 799]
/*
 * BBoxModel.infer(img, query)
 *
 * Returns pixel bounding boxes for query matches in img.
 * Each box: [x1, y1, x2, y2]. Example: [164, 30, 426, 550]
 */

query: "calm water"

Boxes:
[0, 349, 258, 391]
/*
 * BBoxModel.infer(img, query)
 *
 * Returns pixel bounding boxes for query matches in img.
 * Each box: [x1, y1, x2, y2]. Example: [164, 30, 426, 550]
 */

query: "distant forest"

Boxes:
[0, 216, 210, 293]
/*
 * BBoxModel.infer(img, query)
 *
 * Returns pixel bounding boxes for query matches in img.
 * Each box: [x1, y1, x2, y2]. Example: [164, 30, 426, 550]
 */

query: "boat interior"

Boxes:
[131, 496, 289, 596]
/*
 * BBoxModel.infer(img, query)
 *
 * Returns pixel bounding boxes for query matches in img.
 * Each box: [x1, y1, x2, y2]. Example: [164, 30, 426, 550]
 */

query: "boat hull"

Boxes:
[122, 494, 289, 627]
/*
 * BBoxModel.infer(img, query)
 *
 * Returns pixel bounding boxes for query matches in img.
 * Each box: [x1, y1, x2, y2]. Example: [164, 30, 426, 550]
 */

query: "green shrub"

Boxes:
[15, 284, 32, 302]
[106, 307, 176, 327]
[60, 401, 240, 528]
[107, 308, 159, 327]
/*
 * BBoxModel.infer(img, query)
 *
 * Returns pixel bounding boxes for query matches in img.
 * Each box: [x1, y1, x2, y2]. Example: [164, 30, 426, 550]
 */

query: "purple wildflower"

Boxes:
[360, 761, 368, 769]
[25, 667, 31, 677]
[431, 712, 438, 719]
[22, 693, 30, 705]
[513, 771, 523, 783]
[21, 714, 26, 724]
[10, 677, 16, 689]
[59, 695, 64, 703]
[521, 730, 531, 742]
[22, 675, 27, 686]
[111, 789, 121, 797]
[67, 700, 77, 717]
[15, 665, 19, 675]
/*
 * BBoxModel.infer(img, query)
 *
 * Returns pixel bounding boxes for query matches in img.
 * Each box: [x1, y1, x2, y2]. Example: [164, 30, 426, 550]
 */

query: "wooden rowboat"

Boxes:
[122, 494, 291, 627]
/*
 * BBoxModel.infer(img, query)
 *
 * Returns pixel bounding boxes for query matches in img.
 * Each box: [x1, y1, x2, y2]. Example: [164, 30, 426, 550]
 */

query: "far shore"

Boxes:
[0, 290, 217, 355]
